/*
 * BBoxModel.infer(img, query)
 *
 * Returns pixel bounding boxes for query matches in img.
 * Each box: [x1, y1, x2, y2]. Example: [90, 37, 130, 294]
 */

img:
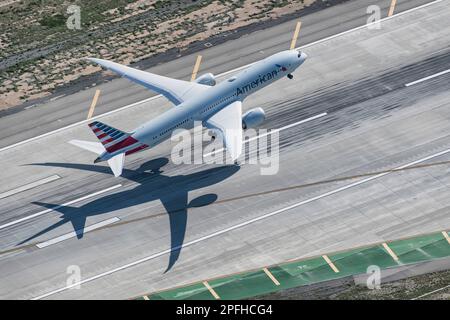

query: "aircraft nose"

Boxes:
[298, 51, 308, 60]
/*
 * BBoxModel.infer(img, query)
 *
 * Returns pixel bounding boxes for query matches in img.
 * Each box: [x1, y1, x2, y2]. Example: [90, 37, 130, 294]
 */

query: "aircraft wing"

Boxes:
[88, 58, 209, 106]
[204, 101, 243, 161]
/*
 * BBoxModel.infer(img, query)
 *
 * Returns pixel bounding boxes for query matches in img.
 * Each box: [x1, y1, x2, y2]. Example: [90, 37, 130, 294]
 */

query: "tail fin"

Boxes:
[107, 153, 125, 177]
[88, 121, 130, 152]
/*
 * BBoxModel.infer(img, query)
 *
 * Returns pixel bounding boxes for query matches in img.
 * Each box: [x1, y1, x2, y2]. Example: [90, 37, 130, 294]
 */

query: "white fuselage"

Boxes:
[113, 50, 306, 156]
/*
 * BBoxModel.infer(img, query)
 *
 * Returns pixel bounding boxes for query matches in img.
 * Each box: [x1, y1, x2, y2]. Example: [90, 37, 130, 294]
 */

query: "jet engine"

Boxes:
[242, 107, 265, 129]
[195, 73, 216, 86]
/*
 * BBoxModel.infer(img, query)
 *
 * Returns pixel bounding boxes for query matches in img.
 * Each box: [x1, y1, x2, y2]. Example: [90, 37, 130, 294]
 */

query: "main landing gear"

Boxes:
[287, 73, 293, 79]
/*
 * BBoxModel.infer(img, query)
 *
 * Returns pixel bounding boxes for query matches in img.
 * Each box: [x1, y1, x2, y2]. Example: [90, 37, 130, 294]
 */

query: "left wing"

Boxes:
[88, 58, 209, 106]
[204, 101, 243, 161]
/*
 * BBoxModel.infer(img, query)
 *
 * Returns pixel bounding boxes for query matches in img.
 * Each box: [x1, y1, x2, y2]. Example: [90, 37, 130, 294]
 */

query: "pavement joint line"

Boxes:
[0, 174, 60, 200]
[191, 55, 202, 81]
[36, 217, 120, 249]
[87, 89, 101, 120]
[203, 112, 327, 157]
[263, 267, 280, 285]
[202, 281, 220, 299]
[405, 68, 450, 87]
[382, 242, 399, 262]
[322, 255, 339, 273]
[31, 146, 450, 300]
[442, 231, 450, 244]
[388, 0, 397, 17]
[0, 184, 122, 231]
[0, 0, 442, 154]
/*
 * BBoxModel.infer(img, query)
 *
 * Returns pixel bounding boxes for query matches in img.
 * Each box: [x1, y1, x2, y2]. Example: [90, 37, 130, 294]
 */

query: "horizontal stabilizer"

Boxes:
[69, 139, 105, 155]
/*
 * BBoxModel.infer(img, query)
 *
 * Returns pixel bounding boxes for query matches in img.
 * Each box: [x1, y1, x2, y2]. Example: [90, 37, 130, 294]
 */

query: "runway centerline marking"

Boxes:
[263, 267, 280, 285]
[322, 255, 339, 273]
[87, 89, 101, 120]
[382, 242, 399, 262]
[0, 175, 60, 200]
[36, 217, 120, 249]
[32, 144, 450, 300]
[442, 231, 450, 244]
[203, 281, 220, 299]
[0, 184, 122, 231]
[405, 69, 450, 87]
[0, 0, 442, 154]
[203, 112, 327, 157]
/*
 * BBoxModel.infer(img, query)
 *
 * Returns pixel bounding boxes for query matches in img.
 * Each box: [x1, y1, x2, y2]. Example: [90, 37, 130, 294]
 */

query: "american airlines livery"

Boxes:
[70, 49, 307, 177]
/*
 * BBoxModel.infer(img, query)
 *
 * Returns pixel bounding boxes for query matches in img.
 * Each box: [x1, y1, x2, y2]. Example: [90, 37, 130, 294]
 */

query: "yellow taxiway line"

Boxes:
[263, 267, 280, 286]
[87, 89, 101, 120]
[191, 55, 203, 81]
[322, 254, 339, 273]
[203, 281, 220, 299]
[442, 231, 450, 244]
[290, 21, 302, 50]
[388, 0, 397, 17]
[382, 242, 399, 261]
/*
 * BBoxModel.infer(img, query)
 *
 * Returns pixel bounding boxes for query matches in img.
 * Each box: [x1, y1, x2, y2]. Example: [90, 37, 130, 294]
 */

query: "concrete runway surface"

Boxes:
[0, 0, 450, 299]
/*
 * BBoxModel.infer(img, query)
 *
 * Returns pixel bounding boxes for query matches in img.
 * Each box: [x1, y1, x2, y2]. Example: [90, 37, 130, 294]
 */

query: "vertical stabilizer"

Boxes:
[107, 153, 125, 177]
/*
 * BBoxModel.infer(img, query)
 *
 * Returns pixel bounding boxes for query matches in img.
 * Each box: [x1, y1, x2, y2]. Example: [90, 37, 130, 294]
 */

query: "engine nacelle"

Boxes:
[195, 73, 216, 86]
[242, 107, 265, 129]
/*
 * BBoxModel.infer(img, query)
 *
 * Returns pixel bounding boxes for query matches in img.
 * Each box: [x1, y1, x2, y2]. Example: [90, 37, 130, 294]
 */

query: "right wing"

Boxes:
[88, 58, 209, 106]
[204, 101, 243, 161]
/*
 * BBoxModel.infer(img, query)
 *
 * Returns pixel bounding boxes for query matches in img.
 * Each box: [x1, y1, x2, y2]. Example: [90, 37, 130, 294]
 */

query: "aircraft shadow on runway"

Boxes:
[22, 158, 240, 272]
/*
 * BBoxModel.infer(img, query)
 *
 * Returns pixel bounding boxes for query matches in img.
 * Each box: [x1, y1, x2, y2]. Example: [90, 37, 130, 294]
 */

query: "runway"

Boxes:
[0, 0, 433, 148]
[1, 0, 450, 299]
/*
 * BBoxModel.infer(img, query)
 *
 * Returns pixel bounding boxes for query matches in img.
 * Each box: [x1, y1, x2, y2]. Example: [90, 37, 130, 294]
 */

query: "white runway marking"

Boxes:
[0, 175, 60, 200]
[36, 217, 120, 249]
[0, 184, 122, 231]
[0, 0, 442, 154]
[32, 145, 450, 300]
[405, 69, 450, 87]
[203, 112, 327, 157]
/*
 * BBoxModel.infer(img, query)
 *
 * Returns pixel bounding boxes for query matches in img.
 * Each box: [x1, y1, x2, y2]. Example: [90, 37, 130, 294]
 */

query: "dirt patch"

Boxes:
[0, 0, 318, 110]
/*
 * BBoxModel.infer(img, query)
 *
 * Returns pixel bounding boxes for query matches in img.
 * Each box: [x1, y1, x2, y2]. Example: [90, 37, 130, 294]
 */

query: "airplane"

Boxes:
[70, 49, 308, 177]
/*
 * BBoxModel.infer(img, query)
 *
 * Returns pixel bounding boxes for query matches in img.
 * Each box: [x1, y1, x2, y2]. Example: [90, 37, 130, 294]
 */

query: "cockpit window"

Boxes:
[228, 76, 237, 82]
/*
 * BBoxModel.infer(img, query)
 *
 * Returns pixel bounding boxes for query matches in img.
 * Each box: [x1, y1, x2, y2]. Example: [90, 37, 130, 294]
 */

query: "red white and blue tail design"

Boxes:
[69, 121, 148, 177]
[88, 121, 130, 152]
[88, 121, 148, 155]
